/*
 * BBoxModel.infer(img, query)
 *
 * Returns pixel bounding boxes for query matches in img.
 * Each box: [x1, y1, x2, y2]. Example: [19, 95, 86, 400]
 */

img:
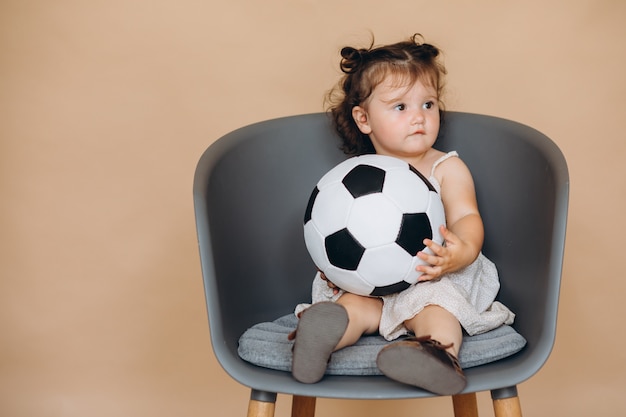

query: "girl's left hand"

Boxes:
[415, 225, 474, 281]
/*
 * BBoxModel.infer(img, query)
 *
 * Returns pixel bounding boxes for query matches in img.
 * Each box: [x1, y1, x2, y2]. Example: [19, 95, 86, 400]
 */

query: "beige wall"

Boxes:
[1, 0, 624, 416]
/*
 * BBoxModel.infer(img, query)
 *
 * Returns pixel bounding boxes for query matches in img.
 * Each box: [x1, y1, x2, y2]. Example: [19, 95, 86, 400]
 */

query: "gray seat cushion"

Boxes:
[238, 314, 526, 375]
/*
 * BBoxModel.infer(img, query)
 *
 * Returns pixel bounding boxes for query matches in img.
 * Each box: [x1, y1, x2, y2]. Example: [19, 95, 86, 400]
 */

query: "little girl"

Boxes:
[291, 34, 515, 395]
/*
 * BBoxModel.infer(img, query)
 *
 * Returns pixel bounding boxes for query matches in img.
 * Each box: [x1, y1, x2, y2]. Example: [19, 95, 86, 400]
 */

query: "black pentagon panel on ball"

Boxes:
[370, 280, 412, 296]
[342, 164, 386, 198]
[325, 229, 365, 270]
[304, 186, 319, 224]
[409, 164, 437, 192]
[396, 213, 433, 255]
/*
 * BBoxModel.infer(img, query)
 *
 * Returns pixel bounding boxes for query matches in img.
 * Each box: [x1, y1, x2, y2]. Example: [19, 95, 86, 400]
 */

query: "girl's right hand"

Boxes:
[319, 271, 341, 295]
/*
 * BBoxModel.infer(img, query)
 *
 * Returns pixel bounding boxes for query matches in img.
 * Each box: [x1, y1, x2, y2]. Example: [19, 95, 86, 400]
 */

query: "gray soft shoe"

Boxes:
[376, 336, 466, 395]
[291, 302, 349, 384]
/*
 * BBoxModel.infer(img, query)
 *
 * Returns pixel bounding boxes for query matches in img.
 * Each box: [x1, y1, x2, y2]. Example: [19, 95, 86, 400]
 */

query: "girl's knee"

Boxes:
[404, 305, 462, 356]
[338, 293, 382, 333]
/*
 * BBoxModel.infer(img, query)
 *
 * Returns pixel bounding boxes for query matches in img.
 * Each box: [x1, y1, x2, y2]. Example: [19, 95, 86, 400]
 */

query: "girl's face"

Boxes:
[352, 77, 440, 162]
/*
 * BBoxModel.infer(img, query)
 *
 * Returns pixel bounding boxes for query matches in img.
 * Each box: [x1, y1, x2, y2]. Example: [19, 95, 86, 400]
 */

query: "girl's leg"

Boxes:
[403, 305, 462, 357]
[376, 305, 466, 395]
[335, 292, 383, 350]
[292, 294, 382, 383]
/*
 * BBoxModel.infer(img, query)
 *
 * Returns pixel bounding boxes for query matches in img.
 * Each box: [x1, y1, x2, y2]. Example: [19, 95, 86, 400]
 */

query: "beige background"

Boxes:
[1, 0, 624, 416]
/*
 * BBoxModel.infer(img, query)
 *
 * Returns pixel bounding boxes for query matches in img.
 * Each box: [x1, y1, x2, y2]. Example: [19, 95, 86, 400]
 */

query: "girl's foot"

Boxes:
[291, 302, 349, 383]
[376, 336, 466, 395]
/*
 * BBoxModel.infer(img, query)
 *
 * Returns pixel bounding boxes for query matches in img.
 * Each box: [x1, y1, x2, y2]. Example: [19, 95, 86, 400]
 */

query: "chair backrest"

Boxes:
[193, 111, 569, 389]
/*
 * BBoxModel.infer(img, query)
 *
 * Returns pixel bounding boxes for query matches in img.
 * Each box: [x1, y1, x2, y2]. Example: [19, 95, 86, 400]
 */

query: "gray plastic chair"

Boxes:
[193, 112, 569, 417]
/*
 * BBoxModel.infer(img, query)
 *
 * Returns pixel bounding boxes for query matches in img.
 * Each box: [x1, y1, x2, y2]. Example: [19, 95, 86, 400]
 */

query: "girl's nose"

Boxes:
[412, 109, 425, 124]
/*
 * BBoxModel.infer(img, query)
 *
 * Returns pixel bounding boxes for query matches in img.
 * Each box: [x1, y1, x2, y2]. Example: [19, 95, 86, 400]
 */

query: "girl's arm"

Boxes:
[416, 157, 483, 280]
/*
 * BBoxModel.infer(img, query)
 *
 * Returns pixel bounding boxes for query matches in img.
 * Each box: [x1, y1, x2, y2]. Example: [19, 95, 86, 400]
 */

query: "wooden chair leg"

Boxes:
[247, 400, 275, 417]
[491, 386, 522, 417]
[291, 395, 316, 417]
[452, 392, 479, 417]
[493, 397, 522, 417]
[247, 390, 277, 417]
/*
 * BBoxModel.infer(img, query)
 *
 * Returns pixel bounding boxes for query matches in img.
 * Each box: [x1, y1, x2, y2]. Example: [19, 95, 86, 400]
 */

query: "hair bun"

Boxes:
[340, 46, 366, 74]
[408, 34, 439, 59]
[418, 43, 439, 58]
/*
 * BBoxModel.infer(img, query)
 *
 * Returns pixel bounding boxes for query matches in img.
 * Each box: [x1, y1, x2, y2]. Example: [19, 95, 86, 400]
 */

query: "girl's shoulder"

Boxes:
[430, 150, 474, 185]
[430, 150, 460, 174]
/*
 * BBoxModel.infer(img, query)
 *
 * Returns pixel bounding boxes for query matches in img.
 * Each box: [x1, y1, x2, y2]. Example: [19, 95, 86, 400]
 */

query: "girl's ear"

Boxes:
[352, 106, 372, 135]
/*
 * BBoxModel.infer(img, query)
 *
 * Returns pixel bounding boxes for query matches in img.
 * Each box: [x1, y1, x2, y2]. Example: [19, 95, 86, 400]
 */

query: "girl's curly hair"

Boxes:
[326, 34, 447, 156]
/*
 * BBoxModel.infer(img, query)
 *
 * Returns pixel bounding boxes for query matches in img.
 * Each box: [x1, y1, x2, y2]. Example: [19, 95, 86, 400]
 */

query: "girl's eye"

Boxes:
[394, 104, 406, 111]
[423, 101, 436, 110]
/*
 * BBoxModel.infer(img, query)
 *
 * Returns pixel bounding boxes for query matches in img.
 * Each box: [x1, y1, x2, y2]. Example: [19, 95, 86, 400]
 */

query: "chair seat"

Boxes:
[238, 313, 527, 376]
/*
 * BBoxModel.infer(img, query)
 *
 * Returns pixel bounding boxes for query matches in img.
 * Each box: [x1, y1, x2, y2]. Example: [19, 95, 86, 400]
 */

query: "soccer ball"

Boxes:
[303, 154, 446, 297]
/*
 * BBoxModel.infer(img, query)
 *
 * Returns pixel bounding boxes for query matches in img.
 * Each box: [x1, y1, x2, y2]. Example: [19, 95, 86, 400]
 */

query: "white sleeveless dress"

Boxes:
[295, 151, 515, 339]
